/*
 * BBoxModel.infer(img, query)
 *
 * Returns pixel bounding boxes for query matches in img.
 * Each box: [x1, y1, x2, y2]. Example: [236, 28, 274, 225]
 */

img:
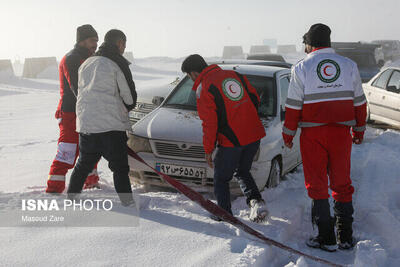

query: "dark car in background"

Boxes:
[332, 42, 382, 83]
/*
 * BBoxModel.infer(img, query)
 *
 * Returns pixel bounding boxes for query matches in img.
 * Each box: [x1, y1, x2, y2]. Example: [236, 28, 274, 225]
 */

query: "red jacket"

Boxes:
[193, 65, 266, 154]
[55, 45, 90, 118]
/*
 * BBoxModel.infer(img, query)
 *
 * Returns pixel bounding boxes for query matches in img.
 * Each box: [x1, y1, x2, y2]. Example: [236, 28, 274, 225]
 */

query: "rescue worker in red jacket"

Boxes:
[46, 25, 100, 193]
[282, 24, 367, 251]
[181, 54, 268, 222]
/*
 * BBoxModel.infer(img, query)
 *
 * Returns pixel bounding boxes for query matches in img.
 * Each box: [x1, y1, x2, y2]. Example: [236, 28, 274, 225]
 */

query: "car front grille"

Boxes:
[152, 141, 205, 161]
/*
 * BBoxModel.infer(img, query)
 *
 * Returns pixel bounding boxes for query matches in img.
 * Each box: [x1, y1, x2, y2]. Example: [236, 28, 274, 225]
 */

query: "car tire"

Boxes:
[266, 157, 281, 188]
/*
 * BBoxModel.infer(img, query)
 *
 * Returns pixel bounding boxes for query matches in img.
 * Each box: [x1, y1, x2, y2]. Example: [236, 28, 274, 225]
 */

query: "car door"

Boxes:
[278, 74, 299, 171]
[367, 69, 393, 118]
[384, 70, 400, 123]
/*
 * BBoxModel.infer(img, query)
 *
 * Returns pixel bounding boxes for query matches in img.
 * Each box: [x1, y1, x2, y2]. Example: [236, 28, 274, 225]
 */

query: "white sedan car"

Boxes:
[127, 63, 302, 193]
[363, 67, 400, 127]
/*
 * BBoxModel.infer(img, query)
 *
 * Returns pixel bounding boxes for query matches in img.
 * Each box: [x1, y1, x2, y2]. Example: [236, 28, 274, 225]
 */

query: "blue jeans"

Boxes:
[213, 140, 262, 214]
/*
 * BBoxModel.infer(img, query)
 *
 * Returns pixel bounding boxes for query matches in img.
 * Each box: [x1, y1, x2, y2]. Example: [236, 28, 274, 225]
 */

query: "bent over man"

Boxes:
[282, 24, 367, 251]
[181, 54, 268, 222]
[47, 24, 99, 193]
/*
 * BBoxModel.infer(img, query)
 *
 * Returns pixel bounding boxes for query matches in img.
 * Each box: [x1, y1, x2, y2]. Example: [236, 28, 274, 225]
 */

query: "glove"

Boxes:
[282, 132, 294, 148]
[352, 130, 364, 144]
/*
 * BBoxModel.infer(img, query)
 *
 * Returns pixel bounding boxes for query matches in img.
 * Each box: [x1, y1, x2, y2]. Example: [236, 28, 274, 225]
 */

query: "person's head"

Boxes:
[302, 23, 331, 54]
[104, 29, 127, 55]
[76, 24, 98, 55]
[181, 54, 208, 81]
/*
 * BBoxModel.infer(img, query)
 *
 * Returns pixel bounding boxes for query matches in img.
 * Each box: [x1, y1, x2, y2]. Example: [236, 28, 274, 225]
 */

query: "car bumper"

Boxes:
[128, 152, 270, 193]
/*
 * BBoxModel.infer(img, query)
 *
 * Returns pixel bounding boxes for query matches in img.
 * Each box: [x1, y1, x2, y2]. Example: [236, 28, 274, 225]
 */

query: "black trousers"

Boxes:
[213, 140, 262, 214]
[67, 131, 133, 203]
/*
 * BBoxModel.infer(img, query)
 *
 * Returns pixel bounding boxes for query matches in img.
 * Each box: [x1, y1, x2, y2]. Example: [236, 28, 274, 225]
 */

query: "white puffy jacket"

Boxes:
[76, 56, 135, 133]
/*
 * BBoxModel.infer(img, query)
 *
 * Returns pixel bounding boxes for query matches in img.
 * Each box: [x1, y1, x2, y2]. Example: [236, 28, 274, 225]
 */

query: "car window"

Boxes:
[279, 76, 290, 110]
[164, 76, 196, 109]
[164, 74, 276, 117]
[372, 69, 393, 89]
[387, 70, 400, 93]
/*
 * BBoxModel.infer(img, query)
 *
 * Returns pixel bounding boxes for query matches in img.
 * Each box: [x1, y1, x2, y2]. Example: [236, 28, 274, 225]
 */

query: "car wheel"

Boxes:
[266, 158, 281, 188]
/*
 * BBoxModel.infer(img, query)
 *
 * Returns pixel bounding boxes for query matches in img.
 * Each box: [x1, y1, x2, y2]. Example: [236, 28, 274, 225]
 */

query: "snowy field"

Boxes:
[0, 58, 399, 267]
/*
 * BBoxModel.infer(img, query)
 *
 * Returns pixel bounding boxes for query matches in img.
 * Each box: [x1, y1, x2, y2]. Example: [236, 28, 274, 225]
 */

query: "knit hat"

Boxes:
[303, 23, 331, 47]
[76, 24, 98, 43]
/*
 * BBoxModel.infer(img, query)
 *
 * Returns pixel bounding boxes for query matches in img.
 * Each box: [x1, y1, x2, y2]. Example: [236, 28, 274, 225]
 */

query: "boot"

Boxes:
[46, 180, 65, 193]
[334, 200, 355, 249]
[83, 173, 100, 189]
[249, 199, 269, 223]
[306, 199, 338, 252]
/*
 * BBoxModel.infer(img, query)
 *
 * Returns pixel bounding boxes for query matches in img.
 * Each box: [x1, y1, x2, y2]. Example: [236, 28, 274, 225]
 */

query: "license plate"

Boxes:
[155, 163, 206, 179]
[130, 111, 146, 120]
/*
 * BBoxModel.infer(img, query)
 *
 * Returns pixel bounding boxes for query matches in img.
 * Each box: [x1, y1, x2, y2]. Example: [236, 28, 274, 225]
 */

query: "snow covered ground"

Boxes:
[0, 58, 399, 267]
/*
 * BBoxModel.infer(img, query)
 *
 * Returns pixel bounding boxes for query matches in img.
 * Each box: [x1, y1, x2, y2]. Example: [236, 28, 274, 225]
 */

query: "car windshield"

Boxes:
[164, 75, 276, 117]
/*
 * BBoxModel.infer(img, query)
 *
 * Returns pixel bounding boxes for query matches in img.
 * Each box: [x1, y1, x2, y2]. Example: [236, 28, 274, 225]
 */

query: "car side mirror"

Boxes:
[280, 106, 286, 121]
[152, 96, 165, 106]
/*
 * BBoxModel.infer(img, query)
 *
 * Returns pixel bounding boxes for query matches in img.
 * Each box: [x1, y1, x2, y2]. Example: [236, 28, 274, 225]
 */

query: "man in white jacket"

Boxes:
[67, 29, 137, 205]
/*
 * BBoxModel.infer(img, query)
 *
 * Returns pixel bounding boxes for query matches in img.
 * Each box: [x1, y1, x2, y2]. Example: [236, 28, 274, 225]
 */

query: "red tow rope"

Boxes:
[127, 147, 343, 267]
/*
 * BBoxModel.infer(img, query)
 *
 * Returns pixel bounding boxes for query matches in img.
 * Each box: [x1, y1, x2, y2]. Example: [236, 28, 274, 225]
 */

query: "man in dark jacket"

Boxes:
[67, 29, 137, 205]
[47, 24, 99, 193]
[181, 54, 268, 222]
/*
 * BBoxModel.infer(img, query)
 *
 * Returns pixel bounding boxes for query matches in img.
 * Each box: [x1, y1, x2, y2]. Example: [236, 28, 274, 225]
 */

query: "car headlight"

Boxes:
[127, 134, 152, 153]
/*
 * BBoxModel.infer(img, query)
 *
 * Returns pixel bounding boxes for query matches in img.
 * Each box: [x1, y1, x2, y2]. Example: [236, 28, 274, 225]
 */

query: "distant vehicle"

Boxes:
[247, 53, 286, 62]
[127, 64, 302, 193]
[363, 67, 400, 128]
[222, 46, 245, 59]
[249, 45, 271, 55]
[372, 40, 400, 62]
[332, 42, 382, 83]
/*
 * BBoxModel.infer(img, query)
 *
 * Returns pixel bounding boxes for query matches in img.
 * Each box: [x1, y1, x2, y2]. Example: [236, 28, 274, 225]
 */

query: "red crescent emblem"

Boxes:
[323, 65, 333, 77]
[229, 84, 237, 94]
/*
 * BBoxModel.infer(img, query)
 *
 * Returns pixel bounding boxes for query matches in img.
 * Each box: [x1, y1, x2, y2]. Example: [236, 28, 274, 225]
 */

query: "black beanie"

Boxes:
[303, 23, 331, 47]
[76, 24, 98, 43]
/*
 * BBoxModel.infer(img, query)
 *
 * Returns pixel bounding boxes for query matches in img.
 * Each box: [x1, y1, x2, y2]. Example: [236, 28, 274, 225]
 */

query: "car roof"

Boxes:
[210, 59, 292, 69]
[219, 64, 290, 77]
[381, 66, 400, 72]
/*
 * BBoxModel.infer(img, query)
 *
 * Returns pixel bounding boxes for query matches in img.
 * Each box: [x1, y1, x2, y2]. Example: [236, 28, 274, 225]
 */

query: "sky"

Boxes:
[0, 0, 399, 61]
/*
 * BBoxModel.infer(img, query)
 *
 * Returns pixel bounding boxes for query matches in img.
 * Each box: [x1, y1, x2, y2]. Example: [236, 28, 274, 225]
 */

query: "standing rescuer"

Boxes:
[181, 55, 268, 222]
[282, 24, 367, 251]
[47, 24, 100, 193]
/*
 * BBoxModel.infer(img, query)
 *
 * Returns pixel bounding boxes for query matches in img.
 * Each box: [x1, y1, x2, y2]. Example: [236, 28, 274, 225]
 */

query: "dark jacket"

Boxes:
[56, 45, 90, 116]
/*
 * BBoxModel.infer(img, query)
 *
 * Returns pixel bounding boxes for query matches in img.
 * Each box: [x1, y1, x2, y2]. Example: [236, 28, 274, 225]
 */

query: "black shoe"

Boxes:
[338, 237, 356, 250]
[306, 236, 338, 252]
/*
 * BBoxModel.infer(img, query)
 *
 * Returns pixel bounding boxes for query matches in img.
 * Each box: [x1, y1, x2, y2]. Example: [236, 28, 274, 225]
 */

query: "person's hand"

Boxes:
[205, 153, 213, 168]
[282, 132, 293, 149]
[352, 131, 364, 145]
[284, 141, 293, 149]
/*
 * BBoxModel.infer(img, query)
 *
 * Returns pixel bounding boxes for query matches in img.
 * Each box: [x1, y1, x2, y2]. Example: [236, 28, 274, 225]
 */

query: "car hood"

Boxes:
[132, 107, 203, 144]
